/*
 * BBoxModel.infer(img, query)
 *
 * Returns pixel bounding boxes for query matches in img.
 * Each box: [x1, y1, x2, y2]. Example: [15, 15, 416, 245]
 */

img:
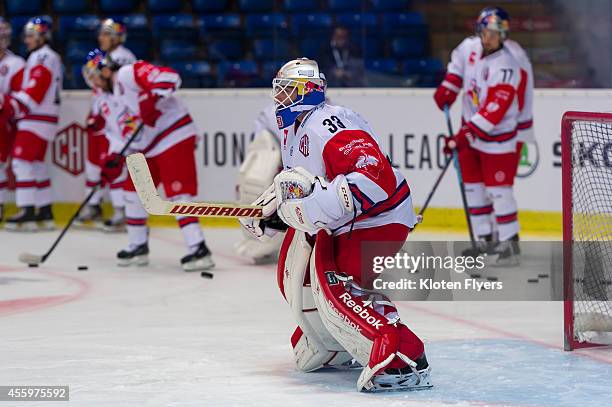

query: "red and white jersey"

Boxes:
[13, 44, 62, 139]
[91, 88, 137, 155]
[281, 103, 416, 235]
[504, 39, 534, 143]
[113, 61, 197, 157]
[446, 36, 523, 153]
[254, 103, 282, 144]
[109, 45, 136, 67]
[0, 50, 24, 96]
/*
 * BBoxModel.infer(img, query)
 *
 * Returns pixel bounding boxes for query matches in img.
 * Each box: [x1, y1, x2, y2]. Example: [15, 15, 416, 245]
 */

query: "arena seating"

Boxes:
[4, 0, 441, 88]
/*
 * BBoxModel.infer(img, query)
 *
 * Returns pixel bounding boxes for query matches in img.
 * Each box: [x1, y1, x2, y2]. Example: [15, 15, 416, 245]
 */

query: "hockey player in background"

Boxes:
[5, 17, 61, 231]
[0, 18, 24, 223]
[434, 7, 525, 264]
[234, 103, 284, 263]
[76, 20, 136, 231]
[90, 53, 214, 271]
[240, 58, 431, 392]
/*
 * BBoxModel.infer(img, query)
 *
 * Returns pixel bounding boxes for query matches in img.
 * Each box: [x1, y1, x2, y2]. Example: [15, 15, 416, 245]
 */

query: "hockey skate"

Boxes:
[117, 243, 149, 266]
[102, 207, 126, 233]
[363, 353, 432, 392]
[36, 205, 55, 231]
[181, 241, 215, 271]
[486, 235, 520, 267]
[74, 204, 103, 229]
[5, 205, 37, 231]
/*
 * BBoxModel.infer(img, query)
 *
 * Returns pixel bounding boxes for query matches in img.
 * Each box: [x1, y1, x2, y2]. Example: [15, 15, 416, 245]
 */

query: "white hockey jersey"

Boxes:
[504, 39, 534, 143]
[0, 50, 24, 96]
[281, 103, 416, 235]
[13, 44, 62, 140]
[113, 61, 197, 157]
[109, 44, 136, 67]
[91, 87, 137, 155]
[446, 36, 523, 154]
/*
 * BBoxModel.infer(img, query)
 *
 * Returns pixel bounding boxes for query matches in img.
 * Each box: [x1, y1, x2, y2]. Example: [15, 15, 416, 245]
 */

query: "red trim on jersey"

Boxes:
[517, 120, 533, 130]
[24, 64, 52, 104]
[322, 129, 397, 197]
[348, 180, 411, 226]
[150, 81, 176, 90]
[445, 72, 463, 88]
[22, 114, 59, 123]
[477, 83, 516, 127]
[517, 68, 527, 112]
[0, 181, 8, 189]
[467, 121, 517, 143]
[86, 180, 98, 188]
[10, 67, 24, 93]
[110, 181, 124, 189]
[141, 114, 193, 155]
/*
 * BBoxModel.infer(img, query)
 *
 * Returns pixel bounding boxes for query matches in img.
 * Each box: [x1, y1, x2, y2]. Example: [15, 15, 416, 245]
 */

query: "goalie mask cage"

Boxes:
[562, 111, 612, 350]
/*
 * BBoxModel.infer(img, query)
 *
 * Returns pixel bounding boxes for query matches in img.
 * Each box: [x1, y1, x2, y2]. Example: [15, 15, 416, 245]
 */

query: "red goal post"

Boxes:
[562, 111, 612, 351]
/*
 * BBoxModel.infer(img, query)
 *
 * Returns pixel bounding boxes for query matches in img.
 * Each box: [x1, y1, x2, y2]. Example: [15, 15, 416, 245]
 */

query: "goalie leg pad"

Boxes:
[237, 129, 282, 204]
[309, 230, 427, 392]
[278, 228, 352, 372]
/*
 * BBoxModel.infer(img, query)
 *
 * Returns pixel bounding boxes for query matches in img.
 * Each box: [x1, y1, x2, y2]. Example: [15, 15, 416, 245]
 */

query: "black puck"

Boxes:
[537, 274, 549, 279]
[28, 263, 38, 268]
[77, 266, 89, 271]
[486, 276, 498, 282]
[528, 278, 539, 283]
[200, 271, 214, 279]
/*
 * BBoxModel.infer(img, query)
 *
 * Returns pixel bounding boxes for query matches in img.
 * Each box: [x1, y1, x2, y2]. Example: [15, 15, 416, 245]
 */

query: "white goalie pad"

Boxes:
[237, 129, 282, 204]
[280, 229, 352, 372]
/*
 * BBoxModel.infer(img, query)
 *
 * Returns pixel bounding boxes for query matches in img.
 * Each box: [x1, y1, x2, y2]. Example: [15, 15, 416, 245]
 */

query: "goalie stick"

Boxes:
[18, 123, 145, 266]
[125, 153, 264, 219]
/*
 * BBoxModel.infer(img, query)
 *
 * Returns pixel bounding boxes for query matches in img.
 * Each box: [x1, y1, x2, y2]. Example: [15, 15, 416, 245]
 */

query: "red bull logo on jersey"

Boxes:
[52, 122, 85, 176]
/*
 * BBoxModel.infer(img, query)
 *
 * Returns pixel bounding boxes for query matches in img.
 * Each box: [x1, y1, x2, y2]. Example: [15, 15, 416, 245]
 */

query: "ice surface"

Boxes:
[1, 227, 611, 407]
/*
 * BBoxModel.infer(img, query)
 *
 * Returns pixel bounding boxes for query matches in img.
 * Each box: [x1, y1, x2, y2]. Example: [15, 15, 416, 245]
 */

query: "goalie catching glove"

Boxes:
[274, 167, 354, 235]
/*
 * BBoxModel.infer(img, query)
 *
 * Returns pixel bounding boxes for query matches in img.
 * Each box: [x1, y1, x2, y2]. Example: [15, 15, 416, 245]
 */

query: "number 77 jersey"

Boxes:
[447, 37, 523, 154]
[280, 103, 417, 235]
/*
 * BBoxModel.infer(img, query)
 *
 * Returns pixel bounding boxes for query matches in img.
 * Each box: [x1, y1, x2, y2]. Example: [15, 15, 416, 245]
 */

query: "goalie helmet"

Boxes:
[272, 58, 326, 129]
[476, 7, 510, 40]
[99, 18, 127, 44]
[24, 16, 52, 41]
[0, 18, 11, 50]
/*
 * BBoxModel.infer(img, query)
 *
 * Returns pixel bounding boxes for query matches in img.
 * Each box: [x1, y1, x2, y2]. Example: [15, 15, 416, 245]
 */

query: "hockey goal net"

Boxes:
[563, 111, 612, 350]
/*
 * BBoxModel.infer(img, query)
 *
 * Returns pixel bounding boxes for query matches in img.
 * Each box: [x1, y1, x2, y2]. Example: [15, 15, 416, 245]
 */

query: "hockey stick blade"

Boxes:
[18, 252, 45, 265]
[126, 153, 264, 219]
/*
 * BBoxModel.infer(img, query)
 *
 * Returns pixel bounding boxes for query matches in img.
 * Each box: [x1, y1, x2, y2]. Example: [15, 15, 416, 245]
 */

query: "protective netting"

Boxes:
[570, 120, 612, 344]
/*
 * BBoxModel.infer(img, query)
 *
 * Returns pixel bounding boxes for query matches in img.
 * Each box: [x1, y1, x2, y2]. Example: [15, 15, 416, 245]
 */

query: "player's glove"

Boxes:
[433, 73, 461, 111]
[100, 152, 125, 183]
[239, 184, 282, 240]
[0, 94, 23, 122]
[86, 113, 105, 133]
[138, 92, 162, 127]
[443, 125, 473, 155]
